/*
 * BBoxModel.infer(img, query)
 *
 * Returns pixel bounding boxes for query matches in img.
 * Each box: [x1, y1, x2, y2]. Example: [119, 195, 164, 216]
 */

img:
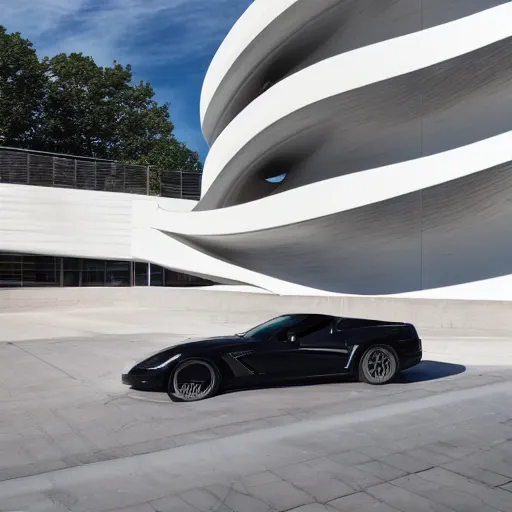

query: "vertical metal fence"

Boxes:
[160, 169, 203, 200]
[0, 147, 202, 200]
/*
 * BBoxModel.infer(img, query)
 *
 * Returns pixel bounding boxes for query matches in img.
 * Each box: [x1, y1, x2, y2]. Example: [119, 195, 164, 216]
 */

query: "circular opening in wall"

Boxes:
[265, 173, 287, 184]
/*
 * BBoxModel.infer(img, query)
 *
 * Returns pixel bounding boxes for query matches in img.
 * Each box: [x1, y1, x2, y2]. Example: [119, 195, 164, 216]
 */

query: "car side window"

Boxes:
[297, 318, 334, 347]
[336, 319, 366, 331]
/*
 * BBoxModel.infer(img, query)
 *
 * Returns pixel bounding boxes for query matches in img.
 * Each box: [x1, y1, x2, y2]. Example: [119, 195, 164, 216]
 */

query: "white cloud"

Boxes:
[2, 0, 251, 66]
[2, 0, 88, 37]
[2, 0, 253, 159]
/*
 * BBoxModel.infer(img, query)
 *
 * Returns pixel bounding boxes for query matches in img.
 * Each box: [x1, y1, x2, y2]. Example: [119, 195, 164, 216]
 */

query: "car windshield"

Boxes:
[243, 314, 307, 341]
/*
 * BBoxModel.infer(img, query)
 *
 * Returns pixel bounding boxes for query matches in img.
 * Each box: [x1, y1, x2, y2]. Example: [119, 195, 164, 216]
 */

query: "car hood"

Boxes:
[126, 335, 248, 373]
[172, 335, 244, 351]
[143, 335, 246, 358]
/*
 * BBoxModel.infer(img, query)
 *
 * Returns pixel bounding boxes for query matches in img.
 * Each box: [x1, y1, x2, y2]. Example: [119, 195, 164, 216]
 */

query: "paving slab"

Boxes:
[441, 459, 511, 487]
[328, 492, 400, 512]
[0, 300, 512, 511]
[238, 477, 314, 511]
[354, 460, 407, 482]
[366, 482, 455, 512]
[415, 467, 512, 511]
[391, 473, 500, 512]
[272, 457, 356, 503]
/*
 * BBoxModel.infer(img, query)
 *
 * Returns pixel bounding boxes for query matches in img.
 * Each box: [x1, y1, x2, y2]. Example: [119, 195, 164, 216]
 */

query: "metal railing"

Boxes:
[160, 169, 203, 200]
[0, 146, 202, 200]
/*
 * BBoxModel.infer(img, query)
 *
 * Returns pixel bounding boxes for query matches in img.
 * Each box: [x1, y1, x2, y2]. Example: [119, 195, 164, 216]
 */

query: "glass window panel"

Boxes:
[134, 262, 148, 286]
[0, 254, 22, 287]
[165, 270, 214, 287]
[106, 261, 130, 287]
[82, 259, 105, 287]
[63, 257, 82, 270]
[165, 270, 194, 286]
[164, 269, 179, 287]
[63, 257, 81, 286]
[150, 264, 164, 286]
[63, 271, 80, 287]
[22, 255, 59, 286]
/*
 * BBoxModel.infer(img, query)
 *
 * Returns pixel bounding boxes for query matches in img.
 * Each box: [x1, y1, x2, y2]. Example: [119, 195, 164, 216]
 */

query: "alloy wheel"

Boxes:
[360, 346, 397, 385]
[172, 360, 216, 401]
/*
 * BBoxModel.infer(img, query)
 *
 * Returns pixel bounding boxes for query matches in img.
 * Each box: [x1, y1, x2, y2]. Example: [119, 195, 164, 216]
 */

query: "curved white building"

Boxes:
[2, 0, 512, 300]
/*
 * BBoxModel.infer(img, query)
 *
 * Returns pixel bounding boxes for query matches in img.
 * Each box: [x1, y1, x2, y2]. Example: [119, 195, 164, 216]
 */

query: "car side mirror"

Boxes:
[287, 331, 297, 343]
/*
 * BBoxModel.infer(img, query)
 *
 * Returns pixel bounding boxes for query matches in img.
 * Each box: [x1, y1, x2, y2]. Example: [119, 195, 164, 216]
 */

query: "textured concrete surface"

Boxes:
[182, 163, 512, 294]
[0, 185, 195, 262]
[201, 0, 510, 145]
[1, 292, 512, 511]
[4, 287, 512, 332]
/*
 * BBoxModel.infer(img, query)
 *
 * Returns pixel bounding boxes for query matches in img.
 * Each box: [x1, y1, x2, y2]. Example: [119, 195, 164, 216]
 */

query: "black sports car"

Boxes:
[122, 314, 422, 402]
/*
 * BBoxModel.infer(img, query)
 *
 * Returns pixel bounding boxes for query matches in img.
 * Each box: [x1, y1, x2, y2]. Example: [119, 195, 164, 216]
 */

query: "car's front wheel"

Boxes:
[167, 359, 221, 402]
[358, 345, 398, 385]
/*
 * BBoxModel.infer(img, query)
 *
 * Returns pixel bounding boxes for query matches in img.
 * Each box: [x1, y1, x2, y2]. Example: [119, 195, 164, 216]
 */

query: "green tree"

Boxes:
[34, 52, 202, 193]
[0, 26, 46, 146]
[0, 28, 202, 193]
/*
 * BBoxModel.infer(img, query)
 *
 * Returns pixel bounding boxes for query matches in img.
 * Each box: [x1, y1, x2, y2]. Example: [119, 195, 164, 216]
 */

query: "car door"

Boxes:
[235, 315, 332, 379]
[295, 317, 351, 376]
[235, 335, 306, 379]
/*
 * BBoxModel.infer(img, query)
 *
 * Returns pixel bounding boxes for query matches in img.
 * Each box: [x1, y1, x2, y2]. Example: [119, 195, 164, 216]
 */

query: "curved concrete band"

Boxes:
[199, 3, 512, 204]
[200, 0, 510, 146]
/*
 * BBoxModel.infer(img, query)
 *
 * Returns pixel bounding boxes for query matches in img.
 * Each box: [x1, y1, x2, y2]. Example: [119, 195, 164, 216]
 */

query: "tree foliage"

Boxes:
[0, 26, 202, 192]
[0, 27, 46, 146]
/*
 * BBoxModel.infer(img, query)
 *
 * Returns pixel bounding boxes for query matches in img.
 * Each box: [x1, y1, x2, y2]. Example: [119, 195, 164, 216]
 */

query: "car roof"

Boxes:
[287, 313, 406, 325]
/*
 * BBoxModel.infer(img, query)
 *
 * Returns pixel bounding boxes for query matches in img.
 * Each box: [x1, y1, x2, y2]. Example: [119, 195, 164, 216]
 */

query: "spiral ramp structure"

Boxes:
[2, 0, 512, 300]
[146, 0, 512, 298]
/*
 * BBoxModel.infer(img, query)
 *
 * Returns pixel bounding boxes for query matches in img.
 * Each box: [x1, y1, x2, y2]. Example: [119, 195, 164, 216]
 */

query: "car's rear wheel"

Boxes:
[167, 359, 221, 402]
[359, 345, 398, 385]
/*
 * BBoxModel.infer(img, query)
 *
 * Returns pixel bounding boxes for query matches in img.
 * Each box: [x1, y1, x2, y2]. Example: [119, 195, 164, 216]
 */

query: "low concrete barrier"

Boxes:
[1, 287, 512, 332]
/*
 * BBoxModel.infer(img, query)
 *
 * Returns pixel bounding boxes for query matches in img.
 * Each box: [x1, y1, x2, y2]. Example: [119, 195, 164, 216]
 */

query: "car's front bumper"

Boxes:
[121, 371, 167, 391]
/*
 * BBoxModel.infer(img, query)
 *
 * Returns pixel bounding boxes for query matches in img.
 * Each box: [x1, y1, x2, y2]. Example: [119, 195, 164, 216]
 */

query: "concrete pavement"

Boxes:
[1, 362, 512, 511]
[1, 291, 512, 511]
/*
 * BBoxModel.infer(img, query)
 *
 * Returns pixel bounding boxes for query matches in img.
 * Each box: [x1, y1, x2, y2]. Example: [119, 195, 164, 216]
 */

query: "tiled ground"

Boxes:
[1, 307, 512, 511]
[0, 351, 511, 510]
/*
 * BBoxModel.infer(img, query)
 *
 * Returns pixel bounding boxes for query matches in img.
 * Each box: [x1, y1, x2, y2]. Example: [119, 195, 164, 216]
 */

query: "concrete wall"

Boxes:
[2, 287, 512, 333]
[201, 0, 509, 146]
[0, 184, 315, 293]
[2, 177, 511, 299]
[0, 184, 196, 260]
[149, 129, 512, 299]
[200, 45, 512, 207]
[199, 1, 512, 201]
[170, 163, 512, 295]
[198, 6, 512, 208]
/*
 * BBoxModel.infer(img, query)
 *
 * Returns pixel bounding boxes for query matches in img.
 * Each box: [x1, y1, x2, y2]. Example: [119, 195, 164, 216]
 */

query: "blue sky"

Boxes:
[2, 0, 254, 161]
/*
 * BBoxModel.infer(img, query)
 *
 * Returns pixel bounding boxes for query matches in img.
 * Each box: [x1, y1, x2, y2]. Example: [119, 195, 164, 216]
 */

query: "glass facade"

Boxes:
[0, 253, 214, 288]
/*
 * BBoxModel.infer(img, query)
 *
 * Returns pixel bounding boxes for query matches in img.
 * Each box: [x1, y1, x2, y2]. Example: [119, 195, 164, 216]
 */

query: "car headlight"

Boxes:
[136, 353, 181, 370]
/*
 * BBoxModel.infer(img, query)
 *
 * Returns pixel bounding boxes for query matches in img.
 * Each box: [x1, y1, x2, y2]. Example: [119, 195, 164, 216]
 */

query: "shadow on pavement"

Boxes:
[224, 360, 467, 394]
[396, 360, 466, 383]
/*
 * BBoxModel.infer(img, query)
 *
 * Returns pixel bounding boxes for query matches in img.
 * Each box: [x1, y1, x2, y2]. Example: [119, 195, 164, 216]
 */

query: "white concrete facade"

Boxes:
[2, 0, 512, 300]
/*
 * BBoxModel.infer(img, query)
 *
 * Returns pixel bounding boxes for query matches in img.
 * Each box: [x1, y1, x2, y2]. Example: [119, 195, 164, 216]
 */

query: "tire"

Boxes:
[167, 359, 221, 402]
[358, 345, 398, 385]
